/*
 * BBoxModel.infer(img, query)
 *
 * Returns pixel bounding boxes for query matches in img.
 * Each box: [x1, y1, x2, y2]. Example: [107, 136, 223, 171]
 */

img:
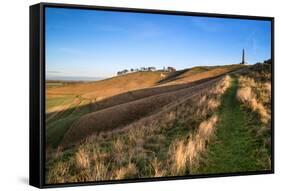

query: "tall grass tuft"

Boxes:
[170, 140, 189, 175]
[187, 115, 218, 171]
[169, 115, 218, 175]
[75, 148, 90, 170]
[236, 76, 270, 124]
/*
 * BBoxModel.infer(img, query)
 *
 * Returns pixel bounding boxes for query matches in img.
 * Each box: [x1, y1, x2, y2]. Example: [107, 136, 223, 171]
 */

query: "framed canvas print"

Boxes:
[29, 2, 274, 188]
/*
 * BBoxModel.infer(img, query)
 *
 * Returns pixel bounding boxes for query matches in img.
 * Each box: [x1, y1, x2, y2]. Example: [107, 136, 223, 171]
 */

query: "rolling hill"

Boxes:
[46, 64, 245, 148]
[45, 62, 272, 184]
[47, 71, 168, 111]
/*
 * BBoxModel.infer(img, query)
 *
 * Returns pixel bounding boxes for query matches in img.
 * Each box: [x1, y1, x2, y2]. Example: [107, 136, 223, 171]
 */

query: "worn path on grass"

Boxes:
[198, 77, 268, 173]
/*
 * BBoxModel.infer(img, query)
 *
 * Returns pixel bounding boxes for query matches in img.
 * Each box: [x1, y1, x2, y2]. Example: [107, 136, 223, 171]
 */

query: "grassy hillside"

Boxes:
[46, 75, 232, 183]
[45, 63, 271, 184]
[60, 76, 222, 147]
[46, 71, 168, 112]
[46, 64, 242, 149]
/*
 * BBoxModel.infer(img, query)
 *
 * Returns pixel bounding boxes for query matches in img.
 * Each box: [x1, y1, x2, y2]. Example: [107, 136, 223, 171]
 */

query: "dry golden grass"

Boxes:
[114, 163, 137, 180]
[207, 98, 221, 110]
[170, 140, 189, 175]
[151, 158, 166, 177]
[210, 75, 231, 95]
[169, 115, 218, 174]
[236, 87, 252, 103]
[47, 161, 70, 183]
[75, 148, 90, 170]
[88, 145, 110, 181]
[167, 76, 230, 174]
[237, 76, 271, 124]
[195, 75, 231, 117]
[197, 115, 218, 143]
[194, 115, 218, 159]
[112, 138, 124, 153]
[91, 162, 109, 181]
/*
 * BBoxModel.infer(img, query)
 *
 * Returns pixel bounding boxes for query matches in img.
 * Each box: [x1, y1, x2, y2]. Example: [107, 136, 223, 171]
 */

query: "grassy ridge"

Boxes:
[197, 77, 271, 173]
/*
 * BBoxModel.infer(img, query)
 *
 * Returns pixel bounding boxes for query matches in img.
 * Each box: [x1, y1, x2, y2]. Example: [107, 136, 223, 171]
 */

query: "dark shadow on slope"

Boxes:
[45, 66, 246, 149]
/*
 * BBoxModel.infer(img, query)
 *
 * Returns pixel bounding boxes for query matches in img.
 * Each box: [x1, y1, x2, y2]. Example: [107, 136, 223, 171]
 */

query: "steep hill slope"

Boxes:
[46, 71, 168, 113]
[59, 76, 222, 147]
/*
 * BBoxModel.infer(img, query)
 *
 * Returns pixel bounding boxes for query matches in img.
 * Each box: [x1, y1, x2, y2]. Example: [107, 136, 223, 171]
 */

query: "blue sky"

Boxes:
[46, 7, 271, 79]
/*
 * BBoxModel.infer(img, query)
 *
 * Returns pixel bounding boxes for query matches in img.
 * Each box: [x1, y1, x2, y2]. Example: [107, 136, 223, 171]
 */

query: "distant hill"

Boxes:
[46, 76, 105, 81]
[46, 71, 169, 104]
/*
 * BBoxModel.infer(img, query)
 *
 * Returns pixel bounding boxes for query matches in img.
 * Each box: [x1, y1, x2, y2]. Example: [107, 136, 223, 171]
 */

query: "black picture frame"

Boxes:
[30, 2, 275, 189]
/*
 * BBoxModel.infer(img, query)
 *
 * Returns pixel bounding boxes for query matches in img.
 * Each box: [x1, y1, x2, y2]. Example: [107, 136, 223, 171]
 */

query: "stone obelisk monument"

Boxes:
[241, 49, 245, 65]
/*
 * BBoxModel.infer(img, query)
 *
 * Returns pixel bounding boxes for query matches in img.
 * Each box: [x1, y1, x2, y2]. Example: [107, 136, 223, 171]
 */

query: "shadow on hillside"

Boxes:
[45, 66, 245, 148]
[46, 74, 228, 124]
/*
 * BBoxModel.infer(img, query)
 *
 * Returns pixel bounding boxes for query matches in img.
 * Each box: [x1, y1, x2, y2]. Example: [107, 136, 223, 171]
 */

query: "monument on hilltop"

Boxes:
[241, 49, 246, 65]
